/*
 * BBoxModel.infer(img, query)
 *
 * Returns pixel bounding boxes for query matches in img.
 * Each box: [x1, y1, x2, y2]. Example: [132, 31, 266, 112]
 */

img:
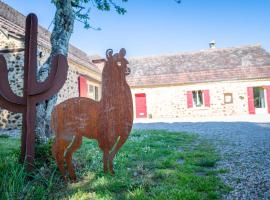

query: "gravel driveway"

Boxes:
[133, 121, 270, 200]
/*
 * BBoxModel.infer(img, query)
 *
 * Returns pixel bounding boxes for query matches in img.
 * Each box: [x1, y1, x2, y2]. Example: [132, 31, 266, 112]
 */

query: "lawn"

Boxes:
[0, 130, 228, 200]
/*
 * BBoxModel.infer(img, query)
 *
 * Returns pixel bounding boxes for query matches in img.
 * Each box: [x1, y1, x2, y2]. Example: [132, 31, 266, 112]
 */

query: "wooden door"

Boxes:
[135, 93, 147, 118]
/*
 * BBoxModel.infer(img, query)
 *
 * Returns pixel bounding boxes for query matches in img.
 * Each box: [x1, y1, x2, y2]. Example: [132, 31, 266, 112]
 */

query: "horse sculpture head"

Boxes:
[93, 48, 131, 77]
[104, 48, 131, 78]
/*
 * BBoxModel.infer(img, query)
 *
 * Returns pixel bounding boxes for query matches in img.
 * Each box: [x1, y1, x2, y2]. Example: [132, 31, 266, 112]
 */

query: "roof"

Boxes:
[127, 45, 270, 87]
[0, 2, 101, 74]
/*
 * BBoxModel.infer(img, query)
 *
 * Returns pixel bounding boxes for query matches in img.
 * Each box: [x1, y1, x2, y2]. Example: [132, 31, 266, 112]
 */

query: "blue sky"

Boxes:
[2, 0, 270, 57]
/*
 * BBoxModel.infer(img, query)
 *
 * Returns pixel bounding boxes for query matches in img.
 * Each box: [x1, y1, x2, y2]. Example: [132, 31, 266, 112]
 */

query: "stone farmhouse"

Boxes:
[128, 45, 270, 119]
[0, 2, 270, 130]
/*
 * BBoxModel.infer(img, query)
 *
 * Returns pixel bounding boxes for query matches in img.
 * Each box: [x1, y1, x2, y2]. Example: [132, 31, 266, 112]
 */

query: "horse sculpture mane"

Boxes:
[51, 48, 133, 181]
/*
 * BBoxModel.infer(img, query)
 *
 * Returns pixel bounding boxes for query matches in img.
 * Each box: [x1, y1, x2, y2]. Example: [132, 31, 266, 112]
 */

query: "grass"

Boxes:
[0, 130, 229, 200]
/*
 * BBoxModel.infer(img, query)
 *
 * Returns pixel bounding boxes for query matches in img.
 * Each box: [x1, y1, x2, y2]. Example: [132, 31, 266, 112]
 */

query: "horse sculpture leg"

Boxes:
[65, 136, 82, 181]
[108, 136, 128, 174]
[52, 138, 70, 181]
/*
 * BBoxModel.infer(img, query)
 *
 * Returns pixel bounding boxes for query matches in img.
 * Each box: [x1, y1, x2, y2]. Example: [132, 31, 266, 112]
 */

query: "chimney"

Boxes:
[209, 40, 216, 49]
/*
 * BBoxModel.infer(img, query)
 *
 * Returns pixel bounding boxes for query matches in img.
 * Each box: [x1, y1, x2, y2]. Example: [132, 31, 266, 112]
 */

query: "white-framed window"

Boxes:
[88, 84, 99, 101]
[253, 87, 266, 108]
[88, 85, 94, 99]
[192, 90, 203, 107]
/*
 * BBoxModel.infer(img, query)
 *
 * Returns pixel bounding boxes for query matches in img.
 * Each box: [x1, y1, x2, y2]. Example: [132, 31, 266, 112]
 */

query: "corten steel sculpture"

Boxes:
[51, 48, 133, 181]
[0, 14, 69, 171]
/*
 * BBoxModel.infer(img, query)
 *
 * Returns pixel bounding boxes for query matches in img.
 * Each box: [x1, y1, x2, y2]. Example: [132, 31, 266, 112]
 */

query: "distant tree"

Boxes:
[36, 0, 181, 143]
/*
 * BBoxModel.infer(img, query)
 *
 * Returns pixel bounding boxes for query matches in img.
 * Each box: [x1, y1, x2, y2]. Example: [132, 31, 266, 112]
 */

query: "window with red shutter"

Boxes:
[78, 76, 88, 97]
[187, 91, 193, 108]
[247, 87, 255, 114]
[266, 86, 270, 114]
[203, 90, 210, 107]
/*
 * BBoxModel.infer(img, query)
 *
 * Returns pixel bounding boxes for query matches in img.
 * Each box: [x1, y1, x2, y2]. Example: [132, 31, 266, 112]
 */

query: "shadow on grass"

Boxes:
[0, 129, 230, 200]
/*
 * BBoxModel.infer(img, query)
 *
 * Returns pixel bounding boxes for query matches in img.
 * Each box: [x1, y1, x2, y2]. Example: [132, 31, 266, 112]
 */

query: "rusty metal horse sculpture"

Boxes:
[51, 48, 133, 181]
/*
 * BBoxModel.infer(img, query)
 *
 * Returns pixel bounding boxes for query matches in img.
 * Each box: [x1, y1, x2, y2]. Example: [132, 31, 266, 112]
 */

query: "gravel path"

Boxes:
[0, 129, 21, 138]
[133, 121, 270, 200]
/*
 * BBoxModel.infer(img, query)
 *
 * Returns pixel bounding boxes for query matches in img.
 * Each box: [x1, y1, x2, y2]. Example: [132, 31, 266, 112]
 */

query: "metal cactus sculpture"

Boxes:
[0, 13, 69, 171]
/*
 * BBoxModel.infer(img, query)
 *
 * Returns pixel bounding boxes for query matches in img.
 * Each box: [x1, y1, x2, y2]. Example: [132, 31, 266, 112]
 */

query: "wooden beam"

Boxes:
[0, 48, 24, 53]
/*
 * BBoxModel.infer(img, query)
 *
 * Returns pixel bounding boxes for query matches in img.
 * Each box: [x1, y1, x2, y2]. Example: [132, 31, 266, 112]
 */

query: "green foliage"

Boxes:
[0, 134, 10, 139]
[50, 0, 181, 29]
[51, 0, 128, 29]
[0, 137, 63, 200]
[35, 139, 54, 167]
[0, 130, 229, 200]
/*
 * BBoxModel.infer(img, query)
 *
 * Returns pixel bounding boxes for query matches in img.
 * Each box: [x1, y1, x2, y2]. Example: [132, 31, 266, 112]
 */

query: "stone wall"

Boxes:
[58, 67, 79, 102]
[131, 79, 270, 119]
[0, 32, 51, 129]
[0, 32, 24, 129]
[57, 62, 101, 103]
[0, 2, 103, 130]
[0, 32, 102, 129]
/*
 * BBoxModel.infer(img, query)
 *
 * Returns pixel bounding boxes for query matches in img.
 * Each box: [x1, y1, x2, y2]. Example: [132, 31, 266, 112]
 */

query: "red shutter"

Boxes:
[187, 91, 193, 108]
[78, 76, 88, 97]
[266, 86, 270, 114]
[203, 90, 210, 107]
[135, 93, 147, 118]
[247, 87, 255, 114]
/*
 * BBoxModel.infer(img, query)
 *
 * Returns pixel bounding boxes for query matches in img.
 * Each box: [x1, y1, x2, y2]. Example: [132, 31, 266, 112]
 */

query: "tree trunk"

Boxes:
[36, 0, 75, 143]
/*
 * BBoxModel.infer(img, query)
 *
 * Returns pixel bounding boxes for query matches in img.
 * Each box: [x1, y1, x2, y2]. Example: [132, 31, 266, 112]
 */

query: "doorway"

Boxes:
[135, 93, 147, 118]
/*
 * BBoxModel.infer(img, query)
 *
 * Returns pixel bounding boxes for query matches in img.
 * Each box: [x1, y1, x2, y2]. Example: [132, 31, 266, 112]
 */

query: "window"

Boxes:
[192, 90, 204, 107]
[88, 85, 94, 99]
[253, 87, 266, 108]
[88, 84, 99, 101]
[95, 86, 99, 101]
[187, 90, 210, 108]
[224, 93, 233, 104]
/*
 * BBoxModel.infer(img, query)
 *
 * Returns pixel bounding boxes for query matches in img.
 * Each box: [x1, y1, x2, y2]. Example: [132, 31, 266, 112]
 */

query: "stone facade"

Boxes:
[0, 3, 102, 129]
[128, 45, 270, 119]
[131, 79, 270, 119]
[0, 37, 101, 129]
[0, 32, 24, 129]
[57, 61, 101, 103]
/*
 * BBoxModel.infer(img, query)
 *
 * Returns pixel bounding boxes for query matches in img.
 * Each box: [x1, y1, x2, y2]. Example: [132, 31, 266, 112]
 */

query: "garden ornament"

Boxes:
[51, 48, 133, 181]
[0, 13, 69, 171]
